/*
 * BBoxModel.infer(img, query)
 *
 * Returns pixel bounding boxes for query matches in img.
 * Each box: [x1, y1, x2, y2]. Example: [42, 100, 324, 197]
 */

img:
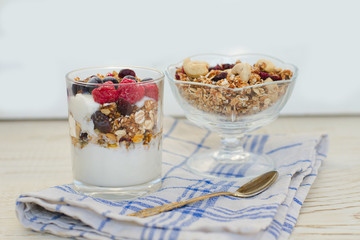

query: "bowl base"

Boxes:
[186, 151, 274, 179]
[72, 178, 162, 201]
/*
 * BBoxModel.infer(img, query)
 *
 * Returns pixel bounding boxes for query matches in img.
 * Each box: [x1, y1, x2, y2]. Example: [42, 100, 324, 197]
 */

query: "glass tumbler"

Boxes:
[65, 66, 164, 200]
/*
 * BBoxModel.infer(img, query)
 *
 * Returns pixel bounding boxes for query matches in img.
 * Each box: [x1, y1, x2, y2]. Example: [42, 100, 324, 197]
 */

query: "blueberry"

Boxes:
[88, 76, 103, 84]
[102, 77, 119, 84]
[71, 83, 78, 95]
[212, 72, 228, 82]
[72, 81, 89, 95]
[118, 69, 136, 78]
[122, 75, 137, 81]
[84, 76, 103, 93]
[91, 111, 112, 133]
[142, 77, 153, 82]
[117, 97, 135, 116]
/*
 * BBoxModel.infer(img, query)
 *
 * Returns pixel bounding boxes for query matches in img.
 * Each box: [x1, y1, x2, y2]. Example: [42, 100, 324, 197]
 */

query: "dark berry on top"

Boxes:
[142, 77, 153, 82]
[118, 69, 136, 78]
[212, 72, 228, 82]
[91, 111, 112, 133]
[117, 97, 135, 116]
[175, 73, 180, 80]
[209, 64, 222, 71]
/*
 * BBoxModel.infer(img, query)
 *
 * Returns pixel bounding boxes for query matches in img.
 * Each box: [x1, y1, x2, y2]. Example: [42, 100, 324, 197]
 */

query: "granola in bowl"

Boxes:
[170, 56, 295, 119]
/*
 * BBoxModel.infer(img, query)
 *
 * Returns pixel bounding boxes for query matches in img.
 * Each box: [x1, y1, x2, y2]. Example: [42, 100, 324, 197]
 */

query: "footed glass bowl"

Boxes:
[166, 54, 298, 179]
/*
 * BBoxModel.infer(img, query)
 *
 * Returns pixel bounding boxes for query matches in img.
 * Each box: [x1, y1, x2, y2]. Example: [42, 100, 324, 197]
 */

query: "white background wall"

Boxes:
[0, 0, 359, 119]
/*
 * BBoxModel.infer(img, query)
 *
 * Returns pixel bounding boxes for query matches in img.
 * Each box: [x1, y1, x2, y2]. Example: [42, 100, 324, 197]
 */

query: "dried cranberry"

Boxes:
[117, 97, 135, 116]
[118, 69, 136, 78]
[259, 71, 270, 80]
[270, 75, 282, 81]
[175, 73, 180, 80]
[221, 64, 235, 70]
[91, 111, 112, 133]
[212, 72, 228, 82]
[209, 64, 222, 71]
[106, 73, 114, 77]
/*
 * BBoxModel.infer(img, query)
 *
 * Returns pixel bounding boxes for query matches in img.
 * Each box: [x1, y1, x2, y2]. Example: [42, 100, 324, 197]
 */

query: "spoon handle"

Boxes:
[128, 191, 233, 218]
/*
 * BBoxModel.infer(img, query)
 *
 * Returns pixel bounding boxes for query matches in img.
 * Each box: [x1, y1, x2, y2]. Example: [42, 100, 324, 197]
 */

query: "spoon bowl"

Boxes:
[235, 170, 279, 197]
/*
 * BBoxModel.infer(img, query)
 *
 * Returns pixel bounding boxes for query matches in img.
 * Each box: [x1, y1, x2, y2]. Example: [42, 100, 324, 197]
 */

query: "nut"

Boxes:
[100, 108, 111, 115]
[144, 100, 156, 111]
[264, 77, 273, 83]
[183, 58, 209, 77]
[135, 110, 145, 124]
[256, 59, 276, 72]
[105, 133, 117, 141]
[231, 63, 251, 82]
[75, 121, 81, 138]
[144, 119, 154, 130]
[114, 129, 126, 138]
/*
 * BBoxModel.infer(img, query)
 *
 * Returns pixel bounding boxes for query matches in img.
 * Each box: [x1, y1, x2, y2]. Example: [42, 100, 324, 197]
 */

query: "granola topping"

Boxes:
[69, 69, 160, 149]
[175, 58, 293, 117]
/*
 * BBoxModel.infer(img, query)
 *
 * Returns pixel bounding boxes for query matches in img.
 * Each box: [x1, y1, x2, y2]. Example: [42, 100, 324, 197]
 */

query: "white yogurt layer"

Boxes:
[71, 140, 162, 187]
[135, 96, 153, 108]
[68, 94, 100, 135]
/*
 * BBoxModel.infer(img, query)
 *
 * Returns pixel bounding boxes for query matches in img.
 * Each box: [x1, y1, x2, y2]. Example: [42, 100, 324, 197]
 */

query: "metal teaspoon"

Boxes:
[128, 170, 279, 218]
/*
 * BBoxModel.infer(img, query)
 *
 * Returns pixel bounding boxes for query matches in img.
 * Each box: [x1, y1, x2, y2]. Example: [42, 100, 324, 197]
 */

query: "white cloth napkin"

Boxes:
[16, 118, 328, 240]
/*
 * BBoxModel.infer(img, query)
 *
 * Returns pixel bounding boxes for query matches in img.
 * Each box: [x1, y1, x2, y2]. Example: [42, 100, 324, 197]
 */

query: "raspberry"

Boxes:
[92, 81, 118, 104]
[117, 78, 145, 104]
[144, 83, 159, 101]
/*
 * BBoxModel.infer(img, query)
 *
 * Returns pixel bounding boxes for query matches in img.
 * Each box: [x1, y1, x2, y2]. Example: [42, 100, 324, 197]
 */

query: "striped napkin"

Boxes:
[16, 118, 328, 240]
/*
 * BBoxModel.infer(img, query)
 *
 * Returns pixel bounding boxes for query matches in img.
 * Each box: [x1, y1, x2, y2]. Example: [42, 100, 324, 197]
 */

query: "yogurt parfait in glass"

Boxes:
[66, 66, 164, 200]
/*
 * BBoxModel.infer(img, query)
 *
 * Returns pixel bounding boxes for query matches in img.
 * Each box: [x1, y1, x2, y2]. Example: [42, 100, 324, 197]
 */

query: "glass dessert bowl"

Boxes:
[66, 66, 164, 200]
[166, 54, 298, 179]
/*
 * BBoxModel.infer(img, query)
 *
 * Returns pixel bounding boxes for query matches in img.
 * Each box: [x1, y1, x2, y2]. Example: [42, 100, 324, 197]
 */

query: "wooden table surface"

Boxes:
[1, 116, 360, 239]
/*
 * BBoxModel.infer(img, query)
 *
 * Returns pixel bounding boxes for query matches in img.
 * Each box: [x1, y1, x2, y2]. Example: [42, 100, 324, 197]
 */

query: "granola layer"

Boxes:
[175, 58, 293, 117]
